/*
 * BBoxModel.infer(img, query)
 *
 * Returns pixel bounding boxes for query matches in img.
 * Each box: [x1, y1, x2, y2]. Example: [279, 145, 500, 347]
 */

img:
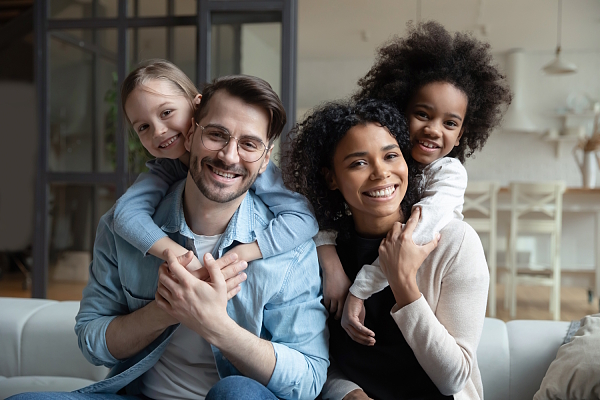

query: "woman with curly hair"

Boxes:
[283, 98, 489, 400]
[311, 20, 511, 353]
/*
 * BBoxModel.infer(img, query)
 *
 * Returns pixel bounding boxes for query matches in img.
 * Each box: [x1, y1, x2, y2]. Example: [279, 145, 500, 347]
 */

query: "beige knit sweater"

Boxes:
[322, 219, 489, 400]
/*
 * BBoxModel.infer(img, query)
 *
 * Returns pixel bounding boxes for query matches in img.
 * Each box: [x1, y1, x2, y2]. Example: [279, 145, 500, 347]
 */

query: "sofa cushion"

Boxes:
[0, 376, 96, 399]
[20, 301, 108, 382]
[533, 313, 600, 400]
[0, 298, 57, 378]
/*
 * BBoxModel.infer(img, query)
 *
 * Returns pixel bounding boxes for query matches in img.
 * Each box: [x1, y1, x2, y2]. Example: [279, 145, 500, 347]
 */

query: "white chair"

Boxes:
[507, 181, 566, 320]
[464, 181, 500, 317]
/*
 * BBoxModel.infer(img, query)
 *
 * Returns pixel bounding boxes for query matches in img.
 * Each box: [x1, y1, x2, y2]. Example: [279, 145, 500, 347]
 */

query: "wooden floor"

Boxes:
[1, 271, 598, 322]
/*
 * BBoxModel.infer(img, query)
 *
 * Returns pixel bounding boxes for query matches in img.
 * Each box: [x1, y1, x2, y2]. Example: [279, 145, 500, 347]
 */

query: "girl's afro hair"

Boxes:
[282, 98, 422, 235]
[355, 21, 512, 163]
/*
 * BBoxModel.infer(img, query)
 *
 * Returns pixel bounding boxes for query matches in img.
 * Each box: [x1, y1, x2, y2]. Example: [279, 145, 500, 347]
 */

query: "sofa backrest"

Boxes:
[0, 298, 107, 381]
[478, 317, 570, 400]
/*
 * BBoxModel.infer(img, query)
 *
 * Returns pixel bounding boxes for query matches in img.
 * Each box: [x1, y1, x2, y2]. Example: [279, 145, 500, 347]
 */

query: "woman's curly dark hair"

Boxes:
[283, 98, 422, 236]
[354, 21, 512, 163]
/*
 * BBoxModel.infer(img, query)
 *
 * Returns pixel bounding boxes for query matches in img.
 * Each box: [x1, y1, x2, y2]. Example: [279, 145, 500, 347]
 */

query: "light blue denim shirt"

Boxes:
[112, 159, 318, 258]
[75, 180, 329, 400]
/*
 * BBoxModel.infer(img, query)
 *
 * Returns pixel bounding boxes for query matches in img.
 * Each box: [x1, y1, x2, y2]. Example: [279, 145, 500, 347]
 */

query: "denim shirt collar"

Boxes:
[158, 180, 257, 256]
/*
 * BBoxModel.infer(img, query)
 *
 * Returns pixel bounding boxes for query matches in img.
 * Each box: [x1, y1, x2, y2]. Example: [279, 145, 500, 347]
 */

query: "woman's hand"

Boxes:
[343, 389, 373, 400]
[378, 207, 439, 309]
[341, 293, 375, 346]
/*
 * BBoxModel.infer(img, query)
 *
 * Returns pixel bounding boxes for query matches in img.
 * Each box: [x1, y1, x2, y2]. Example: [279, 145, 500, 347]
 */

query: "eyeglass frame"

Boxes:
[196, 123, 270, 163]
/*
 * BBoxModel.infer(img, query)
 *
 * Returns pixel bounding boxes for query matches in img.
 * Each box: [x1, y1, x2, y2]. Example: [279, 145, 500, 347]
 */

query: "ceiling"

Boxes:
[297, 0, 600, 59]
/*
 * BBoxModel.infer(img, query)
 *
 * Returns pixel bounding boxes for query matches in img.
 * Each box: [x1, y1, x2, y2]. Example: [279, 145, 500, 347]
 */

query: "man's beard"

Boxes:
[190, 154, 260, 203]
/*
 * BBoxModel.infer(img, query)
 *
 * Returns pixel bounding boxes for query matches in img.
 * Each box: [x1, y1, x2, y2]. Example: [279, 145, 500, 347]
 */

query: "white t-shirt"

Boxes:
[140, 233, 222, 400]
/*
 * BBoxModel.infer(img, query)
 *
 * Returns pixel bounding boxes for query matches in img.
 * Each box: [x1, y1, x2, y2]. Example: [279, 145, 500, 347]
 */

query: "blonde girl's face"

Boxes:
[124, 79, 196, 160]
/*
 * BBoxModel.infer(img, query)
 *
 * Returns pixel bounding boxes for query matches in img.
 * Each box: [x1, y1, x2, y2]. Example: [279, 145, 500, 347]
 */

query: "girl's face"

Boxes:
[406, 81, 468, 165]
[124, 79, 195, 160]
[326, 122, 408, 238]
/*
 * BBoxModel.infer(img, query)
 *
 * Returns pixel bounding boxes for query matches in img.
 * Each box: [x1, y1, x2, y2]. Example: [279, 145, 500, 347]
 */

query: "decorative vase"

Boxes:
[573, 148, 599, 189]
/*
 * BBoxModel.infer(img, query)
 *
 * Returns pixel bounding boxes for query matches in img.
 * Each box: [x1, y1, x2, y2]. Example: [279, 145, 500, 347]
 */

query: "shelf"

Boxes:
[542, 133, 581, 157]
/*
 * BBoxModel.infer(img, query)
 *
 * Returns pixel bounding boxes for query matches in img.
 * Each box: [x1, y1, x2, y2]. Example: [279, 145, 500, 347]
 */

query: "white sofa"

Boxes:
[0, 297, 570, 399]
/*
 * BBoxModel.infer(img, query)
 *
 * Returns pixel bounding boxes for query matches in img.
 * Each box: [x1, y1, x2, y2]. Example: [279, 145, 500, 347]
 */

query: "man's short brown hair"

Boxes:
[195, 75, 287, 143]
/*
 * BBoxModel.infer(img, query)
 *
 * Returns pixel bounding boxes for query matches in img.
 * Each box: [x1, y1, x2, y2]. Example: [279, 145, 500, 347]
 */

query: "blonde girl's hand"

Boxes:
[378, 208, 439, 307]
[341, 293, 375, 346]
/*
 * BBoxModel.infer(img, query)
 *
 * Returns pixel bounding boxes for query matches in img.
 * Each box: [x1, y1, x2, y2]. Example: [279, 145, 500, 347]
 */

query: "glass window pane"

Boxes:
[50, 0, 118, 19]
[49, 29, 118, 173]
[47, 184, 116, 301]
[138, 0, 168, 17]
[129, 27, 168, 66]
[174, 0, 196, 16]
[173, 26, 197, 84]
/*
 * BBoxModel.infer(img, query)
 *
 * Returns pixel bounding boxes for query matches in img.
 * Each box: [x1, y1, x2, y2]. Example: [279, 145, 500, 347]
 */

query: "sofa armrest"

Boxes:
[477, 317, 510, 400]
[506, 320, 570, 400]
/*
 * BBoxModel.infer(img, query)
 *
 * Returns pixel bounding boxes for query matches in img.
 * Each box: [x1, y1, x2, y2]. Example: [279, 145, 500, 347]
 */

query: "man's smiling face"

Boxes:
[185, 90, 271, 204]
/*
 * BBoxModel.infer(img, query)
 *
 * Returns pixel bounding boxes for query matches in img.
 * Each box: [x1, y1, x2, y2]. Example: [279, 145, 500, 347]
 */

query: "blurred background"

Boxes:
[0, 0, 599, 321]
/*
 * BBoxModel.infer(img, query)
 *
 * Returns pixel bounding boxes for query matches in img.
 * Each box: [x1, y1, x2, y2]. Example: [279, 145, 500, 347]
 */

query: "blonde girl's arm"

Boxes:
[113, 158, 191, 260]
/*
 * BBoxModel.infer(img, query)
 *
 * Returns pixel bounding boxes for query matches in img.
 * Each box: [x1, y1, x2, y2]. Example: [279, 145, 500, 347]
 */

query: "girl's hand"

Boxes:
[343, 389, 373, 400]
[341, 293, 375, 346]
[318, 245, 351, 319]
[378, 207, 439, 308]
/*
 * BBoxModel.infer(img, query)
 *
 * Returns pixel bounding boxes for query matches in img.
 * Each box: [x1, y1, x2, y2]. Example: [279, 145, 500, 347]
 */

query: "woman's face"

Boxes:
[327, 122, 408, 237]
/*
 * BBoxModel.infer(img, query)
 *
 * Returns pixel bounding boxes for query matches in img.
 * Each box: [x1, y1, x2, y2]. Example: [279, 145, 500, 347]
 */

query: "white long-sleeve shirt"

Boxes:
[349, 157, 467, 300]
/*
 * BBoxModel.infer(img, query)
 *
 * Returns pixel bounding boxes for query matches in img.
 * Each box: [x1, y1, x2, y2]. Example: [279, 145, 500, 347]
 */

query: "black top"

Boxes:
[329, 229, 452, 400]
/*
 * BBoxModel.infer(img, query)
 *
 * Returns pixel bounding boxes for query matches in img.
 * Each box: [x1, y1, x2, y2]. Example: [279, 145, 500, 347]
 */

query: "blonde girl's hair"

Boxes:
[120, 59, 199, 124]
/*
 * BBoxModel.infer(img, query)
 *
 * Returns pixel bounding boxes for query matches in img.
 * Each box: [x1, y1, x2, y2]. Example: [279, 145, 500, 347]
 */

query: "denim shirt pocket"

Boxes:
[123, 287, 153, 312]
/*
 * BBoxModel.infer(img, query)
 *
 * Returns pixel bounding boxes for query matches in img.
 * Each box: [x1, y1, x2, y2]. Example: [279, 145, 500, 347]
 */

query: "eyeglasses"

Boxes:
[198, 125, 268, 163]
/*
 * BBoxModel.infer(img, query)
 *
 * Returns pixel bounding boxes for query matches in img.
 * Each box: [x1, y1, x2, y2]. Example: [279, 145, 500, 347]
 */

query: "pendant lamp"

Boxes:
[543, 0, 577, 75]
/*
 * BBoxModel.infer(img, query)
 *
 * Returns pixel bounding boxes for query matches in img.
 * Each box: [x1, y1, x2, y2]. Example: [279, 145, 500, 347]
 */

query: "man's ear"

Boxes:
[455, 127, 465, 147]
[322, 167, 338, 190]
[184, 118, 196, 152]
[258, 145, 274, 175]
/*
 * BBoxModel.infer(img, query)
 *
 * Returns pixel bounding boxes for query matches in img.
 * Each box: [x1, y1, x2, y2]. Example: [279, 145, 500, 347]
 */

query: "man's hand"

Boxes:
[156, 250, 246, 343]
[341, 293, 375, 346]
[170, 250, 248, 299]
[318, 245, 351, 319]
[343, 389, 373, 400]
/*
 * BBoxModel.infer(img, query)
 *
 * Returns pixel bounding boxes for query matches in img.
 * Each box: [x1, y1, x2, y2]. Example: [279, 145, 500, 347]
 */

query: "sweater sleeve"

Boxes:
[252, 162, 319, 258]
[412, 158, 466, 245]
[390, 223, 489, 396]
[113, 158, 188, 255]
[348, 257, 388, 300]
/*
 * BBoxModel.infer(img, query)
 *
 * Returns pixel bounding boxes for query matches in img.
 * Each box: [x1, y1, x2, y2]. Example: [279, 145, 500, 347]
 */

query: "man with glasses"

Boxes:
[12, 76, 328, 400]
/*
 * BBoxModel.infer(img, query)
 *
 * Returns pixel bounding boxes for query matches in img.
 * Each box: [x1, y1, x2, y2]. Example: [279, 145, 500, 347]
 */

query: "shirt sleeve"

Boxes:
[313, 229, 338, 247]
[113, 158, 188, 255]
[412, 158, 467, 246]
[263, 241, 330, 400]
[320, 358, 362, 400]
[74, 211, 127, 368]
[390, 224, 489, 396]
[252, 162, 319, 258]
[348, 257, 388, 300]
